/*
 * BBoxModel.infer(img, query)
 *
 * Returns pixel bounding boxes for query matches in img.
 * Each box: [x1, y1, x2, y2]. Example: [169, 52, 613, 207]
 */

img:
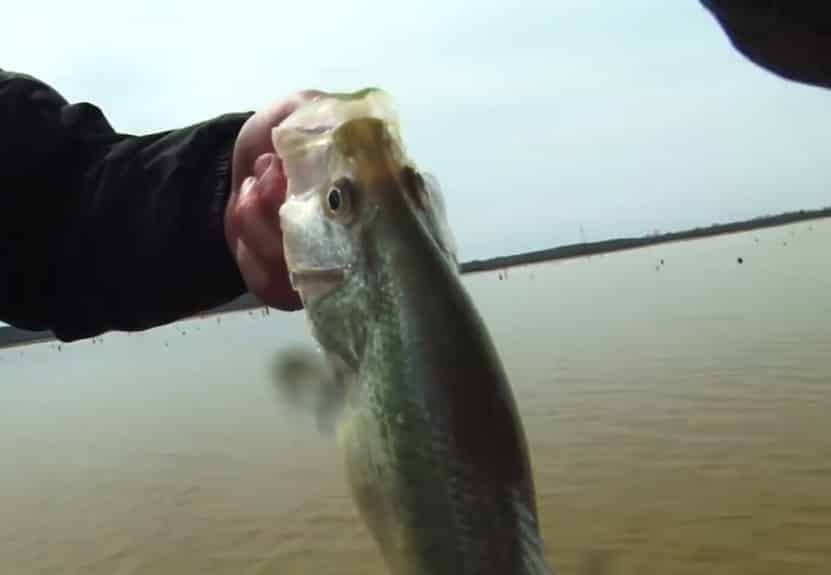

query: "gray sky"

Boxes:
[3, 0, 830, 260]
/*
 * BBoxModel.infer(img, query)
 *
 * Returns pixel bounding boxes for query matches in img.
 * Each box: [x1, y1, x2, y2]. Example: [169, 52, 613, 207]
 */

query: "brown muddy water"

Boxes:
[1, 219, 829, 574]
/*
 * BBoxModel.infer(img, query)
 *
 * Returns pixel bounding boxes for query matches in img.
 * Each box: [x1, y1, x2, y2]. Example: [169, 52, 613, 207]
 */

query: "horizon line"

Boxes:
[2, 205, 829, 349]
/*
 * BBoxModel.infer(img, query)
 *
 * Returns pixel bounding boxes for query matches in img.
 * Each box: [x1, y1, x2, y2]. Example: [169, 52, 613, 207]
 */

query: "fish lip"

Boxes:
[288, 266, 348, 302]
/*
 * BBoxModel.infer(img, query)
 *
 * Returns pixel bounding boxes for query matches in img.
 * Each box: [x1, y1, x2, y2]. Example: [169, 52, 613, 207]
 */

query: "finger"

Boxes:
[253, 152, 274, 179]
[235, 238, 271, 298]
[224, 175, 256, 242]
[236, 237, 302, 310]
[237, 178, 285, 265]
[253, 160, 288, 216]
[226, 173, 303, 310]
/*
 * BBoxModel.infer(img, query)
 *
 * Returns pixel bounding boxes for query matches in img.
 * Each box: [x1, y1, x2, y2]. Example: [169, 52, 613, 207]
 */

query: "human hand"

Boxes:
[224, 90, 321, 310]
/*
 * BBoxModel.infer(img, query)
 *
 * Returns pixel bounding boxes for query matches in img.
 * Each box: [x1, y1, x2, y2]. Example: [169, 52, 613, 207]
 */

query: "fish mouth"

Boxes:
[289, 267, 348, 302]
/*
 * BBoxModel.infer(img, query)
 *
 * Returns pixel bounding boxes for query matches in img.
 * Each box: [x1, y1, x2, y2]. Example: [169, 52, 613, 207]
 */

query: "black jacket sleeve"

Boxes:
[0, 69, 254, 342]
[701, 1, 831, 89]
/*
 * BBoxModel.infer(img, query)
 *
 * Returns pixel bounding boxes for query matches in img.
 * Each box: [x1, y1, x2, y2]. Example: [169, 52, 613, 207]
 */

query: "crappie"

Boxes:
[272, 88, 553, 575]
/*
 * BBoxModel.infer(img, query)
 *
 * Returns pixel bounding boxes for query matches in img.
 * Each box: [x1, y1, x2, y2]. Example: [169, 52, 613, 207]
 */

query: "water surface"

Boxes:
[1, 219, 829, 574]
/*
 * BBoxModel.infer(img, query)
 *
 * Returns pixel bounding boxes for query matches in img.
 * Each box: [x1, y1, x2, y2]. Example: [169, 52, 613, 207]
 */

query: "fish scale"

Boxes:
[272, 88, 554, 575]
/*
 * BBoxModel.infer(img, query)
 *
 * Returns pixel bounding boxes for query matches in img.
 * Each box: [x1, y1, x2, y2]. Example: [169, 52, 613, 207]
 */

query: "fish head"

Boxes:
[274, 88, 457, 308]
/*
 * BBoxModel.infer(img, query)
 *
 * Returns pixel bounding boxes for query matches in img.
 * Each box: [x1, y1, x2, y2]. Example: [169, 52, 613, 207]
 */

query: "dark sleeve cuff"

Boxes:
[0, 68, 258, 341]
[50, 112, 256, 342]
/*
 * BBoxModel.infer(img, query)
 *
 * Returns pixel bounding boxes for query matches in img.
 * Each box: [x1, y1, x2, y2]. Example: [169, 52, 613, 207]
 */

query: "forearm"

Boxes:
[0, 69, 254, 341]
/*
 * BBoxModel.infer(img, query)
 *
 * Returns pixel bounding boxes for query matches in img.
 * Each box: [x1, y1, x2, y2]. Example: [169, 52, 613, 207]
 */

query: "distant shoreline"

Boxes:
[460, 206, 831, 274]
[2, 206, 830, 348]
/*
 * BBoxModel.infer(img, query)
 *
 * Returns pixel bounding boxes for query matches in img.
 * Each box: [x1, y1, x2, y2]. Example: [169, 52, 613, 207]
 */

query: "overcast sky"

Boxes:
[3, 0, 830, 261]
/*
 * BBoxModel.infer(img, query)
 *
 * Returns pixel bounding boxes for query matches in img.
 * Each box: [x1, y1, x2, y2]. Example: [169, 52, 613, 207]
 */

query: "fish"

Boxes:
[271, 88, 553, 575]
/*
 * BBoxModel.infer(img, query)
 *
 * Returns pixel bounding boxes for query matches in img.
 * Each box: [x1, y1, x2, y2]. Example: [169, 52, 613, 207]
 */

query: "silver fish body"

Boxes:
[273, 89, 552, 575]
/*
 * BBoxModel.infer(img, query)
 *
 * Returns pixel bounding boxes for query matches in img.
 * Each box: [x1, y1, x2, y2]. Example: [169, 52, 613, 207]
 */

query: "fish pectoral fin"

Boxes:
[270, 346, 348, 437]
[314, 376, 347, 436]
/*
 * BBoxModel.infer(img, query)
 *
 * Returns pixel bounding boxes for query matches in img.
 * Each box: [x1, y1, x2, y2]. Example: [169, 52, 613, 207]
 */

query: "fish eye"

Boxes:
[325, 177, 355, 218]
[327, 187, 342, 211]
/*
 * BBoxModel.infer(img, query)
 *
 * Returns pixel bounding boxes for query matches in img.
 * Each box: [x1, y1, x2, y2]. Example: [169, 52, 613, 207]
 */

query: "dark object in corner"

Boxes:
[701, 1, 831, 89]
[737, 257, 744, 264]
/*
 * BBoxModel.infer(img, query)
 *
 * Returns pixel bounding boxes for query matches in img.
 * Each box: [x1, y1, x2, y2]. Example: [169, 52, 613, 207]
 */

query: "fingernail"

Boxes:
[242, 176, 256, 196]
